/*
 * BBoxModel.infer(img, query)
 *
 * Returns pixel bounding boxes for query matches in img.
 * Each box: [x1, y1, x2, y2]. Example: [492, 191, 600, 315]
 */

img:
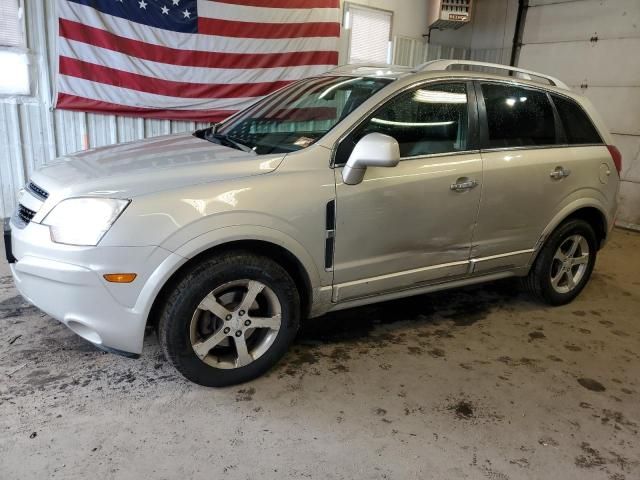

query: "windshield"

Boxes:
[203, 76, 393, 155]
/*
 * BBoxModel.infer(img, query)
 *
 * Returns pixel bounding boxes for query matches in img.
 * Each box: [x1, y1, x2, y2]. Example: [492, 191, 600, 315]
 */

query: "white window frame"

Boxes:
[0, 0, 32, 98]
[343, 2, 393, 65]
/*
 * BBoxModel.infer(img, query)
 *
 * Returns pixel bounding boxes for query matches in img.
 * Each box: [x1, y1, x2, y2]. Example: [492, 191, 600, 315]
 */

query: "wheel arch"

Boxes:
[530, 202, 609, 268]
[147, 238, 315, 331]
[564, 207, 608, 248]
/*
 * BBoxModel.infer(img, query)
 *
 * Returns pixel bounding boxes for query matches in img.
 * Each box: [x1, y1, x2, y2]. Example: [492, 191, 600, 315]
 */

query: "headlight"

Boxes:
[42, 198, 130, 246]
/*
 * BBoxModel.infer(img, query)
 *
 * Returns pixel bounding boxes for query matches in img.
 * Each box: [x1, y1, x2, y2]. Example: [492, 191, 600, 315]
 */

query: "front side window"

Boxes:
[551, 94, 602, 145]
[342, 83, 470, 160]
[481, 84, 556, 148]
[206, 76, 392, 155]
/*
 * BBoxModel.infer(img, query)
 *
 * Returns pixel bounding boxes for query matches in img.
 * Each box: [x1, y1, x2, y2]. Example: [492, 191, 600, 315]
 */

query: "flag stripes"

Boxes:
[59, 20, 339, 69]
[55, 0, 340, 121]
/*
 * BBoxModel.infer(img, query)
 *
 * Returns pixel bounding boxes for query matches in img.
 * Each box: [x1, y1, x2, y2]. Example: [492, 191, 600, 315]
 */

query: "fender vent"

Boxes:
[325, 200, 336, 270]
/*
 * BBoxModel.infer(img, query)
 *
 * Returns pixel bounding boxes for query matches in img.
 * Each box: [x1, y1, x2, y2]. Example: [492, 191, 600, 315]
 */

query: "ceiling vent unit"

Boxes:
[427, 0, 473, 30]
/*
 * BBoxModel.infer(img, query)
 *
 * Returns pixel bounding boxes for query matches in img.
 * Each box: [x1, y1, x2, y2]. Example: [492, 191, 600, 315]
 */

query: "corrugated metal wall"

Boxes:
[0, 0, 502, 218]
[391, 35, 505, 68]
[0, 0, 210, 218]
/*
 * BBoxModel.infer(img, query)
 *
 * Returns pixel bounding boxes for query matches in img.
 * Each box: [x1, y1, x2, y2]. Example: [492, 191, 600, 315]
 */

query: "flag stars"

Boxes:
[138, 0, 147, 9]
[161, 5, 169, 14]
[182, 8, 191, 18]
[172, 0, 180, 5]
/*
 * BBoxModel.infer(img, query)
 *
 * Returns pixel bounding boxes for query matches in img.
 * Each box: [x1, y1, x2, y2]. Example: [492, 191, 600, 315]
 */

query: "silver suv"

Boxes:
[5, 60, 621, 386]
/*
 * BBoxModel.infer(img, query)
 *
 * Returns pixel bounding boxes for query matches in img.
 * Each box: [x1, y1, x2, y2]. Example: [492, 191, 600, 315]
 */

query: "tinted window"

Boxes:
[551, 94, 602, 145]
[481, 84, 556, 148]
[358, 83, 469, 158]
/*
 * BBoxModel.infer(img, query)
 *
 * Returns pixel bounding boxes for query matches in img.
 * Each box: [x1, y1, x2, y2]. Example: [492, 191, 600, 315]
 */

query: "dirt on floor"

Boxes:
[0, 229, 638, 480]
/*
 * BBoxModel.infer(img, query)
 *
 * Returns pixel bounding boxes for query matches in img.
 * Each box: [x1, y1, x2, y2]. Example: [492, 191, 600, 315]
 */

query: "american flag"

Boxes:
[55, 0, 341, 122]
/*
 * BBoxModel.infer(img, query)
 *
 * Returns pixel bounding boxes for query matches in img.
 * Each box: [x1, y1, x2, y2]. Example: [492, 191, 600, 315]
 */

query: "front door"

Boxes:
[332, 81, 483, 302]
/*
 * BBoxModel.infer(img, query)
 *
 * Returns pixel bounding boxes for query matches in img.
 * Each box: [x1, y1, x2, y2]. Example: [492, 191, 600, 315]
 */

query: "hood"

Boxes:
[31, 133, 285, 200]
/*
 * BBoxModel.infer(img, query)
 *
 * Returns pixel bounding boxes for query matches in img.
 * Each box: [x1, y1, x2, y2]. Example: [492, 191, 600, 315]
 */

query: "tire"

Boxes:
[158, 251, 300, 387]
[522, 219, 597, 306]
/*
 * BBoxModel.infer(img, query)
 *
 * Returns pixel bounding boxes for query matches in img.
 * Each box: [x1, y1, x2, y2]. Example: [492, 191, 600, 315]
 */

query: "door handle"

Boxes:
[550, 166, 571, 179]
[450, 178, 478, 192]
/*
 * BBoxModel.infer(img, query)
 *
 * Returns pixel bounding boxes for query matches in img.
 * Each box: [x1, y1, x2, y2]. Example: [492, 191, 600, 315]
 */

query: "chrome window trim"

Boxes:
[480, 143, 606, 154]
[398, 149, 481, 162]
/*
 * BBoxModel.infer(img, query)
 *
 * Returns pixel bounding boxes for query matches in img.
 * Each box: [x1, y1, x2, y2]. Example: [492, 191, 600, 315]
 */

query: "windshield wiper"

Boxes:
[199, 128, 256, 154]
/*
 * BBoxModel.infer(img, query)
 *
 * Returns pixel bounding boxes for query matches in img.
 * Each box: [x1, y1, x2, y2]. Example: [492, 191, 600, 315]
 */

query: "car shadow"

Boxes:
[296, 278, 530, 346]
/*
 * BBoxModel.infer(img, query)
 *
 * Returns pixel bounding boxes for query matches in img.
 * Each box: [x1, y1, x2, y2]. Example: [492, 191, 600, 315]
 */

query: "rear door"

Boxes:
[471, 81, 605, 273]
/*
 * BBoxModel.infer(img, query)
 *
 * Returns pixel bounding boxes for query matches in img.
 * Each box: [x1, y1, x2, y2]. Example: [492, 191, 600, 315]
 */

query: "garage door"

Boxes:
[517, 0, 640, 228]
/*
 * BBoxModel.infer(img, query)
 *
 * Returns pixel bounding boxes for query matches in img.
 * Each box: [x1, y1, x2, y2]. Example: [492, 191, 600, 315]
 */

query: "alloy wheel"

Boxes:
[189, 279, 282, 369]
[550, 234, 590, 294]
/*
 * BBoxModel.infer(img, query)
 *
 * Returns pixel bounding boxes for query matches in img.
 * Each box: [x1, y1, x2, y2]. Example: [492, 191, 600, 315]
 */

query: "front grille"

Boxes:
[17, 204, 36, 226]
[26, 181, 49, 200]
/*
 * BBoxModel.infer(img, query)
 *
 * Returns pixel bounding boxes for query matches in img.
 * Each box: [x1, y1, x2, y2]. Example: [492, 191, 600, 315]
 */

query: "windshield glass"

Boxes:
[210, 76, 393, 154]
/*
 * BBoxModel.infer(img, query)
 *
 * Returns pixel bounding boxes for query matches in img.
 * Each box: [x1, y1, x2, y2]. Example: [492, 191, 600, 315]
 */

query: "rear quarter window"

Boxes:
[551, 94, 603, 145]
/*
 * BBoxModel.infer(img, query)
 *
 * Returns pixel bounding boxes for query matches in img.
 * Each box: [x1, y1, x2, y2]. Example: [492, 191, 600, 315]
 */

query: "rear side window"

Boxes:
[551, 94, 602, 145]
[481, 83, 556, 148]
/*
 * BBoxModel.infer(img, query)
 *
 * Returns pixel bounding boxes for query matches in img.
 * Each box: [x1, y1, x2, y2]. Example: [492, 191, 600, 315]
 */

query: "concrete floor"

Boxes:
[0, 229, 638, 480]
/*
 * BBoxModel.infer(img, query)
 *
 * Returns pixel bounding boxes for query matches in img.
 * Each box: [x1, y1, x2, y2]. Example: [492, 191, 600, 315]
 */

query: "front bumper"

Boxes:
[6, 218, 180, 355]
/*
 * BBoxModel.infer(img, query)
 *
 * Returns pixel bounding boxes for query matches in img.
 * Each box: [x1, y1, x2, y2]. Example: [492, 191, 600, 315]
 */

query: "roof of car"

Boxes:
[326, 60, 570, 92]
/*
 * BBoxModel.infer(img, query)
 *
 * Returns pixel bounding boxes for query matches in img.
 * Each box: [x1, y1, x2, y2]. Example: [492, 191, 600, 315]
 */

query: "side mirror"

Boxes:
[342, 133, 400, 185]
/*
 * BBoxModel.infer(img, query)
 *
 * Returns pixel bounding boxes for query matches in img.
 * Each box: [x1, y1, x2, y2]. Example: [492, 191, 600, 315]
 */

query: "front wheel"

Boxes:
[522, 219, 597, 306]
[158, 252, 300, 387]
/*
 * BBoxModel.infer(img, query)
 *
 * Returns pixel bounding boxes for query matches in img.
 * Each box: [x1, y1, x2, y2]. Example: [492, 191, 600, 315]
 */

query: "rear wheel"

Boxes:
[522, 219, 597, 306]
[158, 252, 300, 387]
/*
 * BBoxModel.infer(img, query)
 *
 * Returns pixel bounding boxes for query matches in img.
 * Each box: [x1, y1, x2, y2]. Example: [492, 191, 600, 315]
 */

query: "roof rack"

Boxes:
[328, 64, 413, 75]
[414, 60, 569, 90]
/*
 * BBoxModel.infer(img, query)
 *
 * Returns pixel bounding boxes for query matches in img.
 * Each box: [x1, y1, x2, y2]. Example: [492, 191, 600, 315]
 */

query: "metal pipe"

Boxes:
[510, 0, 529, 67]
